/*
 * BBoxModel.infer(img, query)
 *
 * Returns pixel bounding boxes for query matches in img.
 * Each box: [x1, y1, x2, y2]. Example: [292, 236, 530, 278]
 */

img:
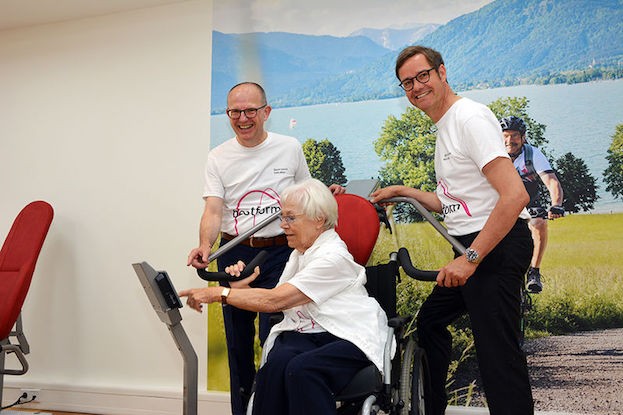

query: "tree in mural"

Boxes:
[375, 96, 599, 221]
[603, 124, 623, 201]
[554, 152, 599, 212]
[302, 138, 347, 186]
[374, 107, 437, 221]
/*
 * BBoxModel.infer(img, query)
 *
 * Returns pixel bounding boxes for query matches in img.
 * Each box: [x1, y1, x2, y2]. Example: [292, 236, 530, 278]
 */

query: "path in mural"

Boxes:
[455, 328, 623, 414]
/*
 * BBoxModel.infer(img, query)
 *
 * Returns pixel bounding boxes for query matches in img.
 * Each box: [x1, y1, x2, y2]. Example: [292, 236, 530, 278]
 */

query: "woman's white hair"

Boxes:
[281, 178, 337, 230]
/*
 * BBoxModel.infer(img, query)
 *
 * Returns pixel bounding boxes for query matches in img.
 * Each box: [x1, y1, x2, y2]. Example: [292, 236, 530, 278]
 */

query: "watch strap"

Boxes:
[221, 287, 231, 304]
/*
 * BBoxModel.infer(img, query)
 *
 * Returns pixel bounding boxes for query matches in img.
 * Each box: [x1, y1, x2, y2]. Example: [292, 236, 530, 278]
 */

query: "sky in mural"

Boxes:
[213, 0, 494, 36]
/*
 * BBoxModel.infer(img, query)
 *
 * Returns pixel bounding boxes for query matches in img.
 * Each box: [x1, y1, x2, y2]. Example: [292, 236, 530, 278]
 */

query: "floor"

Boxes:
[4, 410, 91, 415]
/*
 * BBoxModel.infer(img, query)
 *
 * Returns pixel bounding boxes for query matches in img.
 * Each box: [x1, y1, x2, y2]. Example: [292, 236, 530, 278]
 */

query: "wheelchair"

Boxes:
[197, 193, 439, 415]
[333, 246, 435, 415]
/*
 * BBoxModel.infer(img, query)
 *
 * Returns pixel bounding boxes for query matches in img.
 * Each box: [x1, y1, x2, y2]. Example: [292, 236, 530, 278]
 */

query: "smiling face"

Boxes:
[503, 129, 526, 156]
[397, 53, 451, 122]
[279, 197, 325, 254]
[227, 83, 271, 148]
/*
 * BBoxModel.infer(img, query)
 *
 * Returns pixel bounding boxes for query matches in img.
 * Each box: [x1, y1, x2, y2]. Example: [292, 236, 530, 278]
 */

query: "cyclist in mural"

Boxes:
[500, 116, 565, 293]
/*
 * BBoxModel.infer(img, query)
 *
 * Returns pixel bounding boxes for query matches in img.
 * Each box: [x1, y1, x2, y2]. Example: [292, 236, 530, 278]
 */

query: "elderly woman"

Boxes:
[179, 178, 389, 415]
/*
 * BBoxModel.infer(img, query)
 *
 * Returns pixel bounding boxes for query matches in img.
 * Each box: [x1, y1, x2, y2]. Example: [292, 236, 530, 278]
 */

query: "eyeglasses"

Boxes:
[398, 67, 437, 91]
[278, 213, 304, 225]
[226, 104, 267, 119]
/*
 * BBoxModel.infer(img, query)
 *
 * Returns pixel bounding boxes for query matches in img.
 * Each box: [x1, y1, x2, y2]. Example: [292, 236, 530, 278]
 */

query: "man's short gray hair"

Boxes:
[281, 178, 338, 230]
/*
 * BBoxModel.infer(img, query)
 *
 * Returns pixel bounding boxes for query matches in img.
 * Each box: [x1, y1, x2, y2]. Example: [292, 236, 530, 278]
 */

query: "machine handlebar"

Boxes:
[397, 247, 438, 282]
[196, 250, 269, 282]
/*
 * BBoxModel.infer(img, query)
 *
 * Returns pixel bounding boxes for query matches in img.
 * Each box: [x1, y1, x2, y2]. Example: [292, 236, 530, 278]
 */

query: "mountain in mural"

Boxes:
[211, 31, 391, 112]
[349, 23, 440, 50]
[211, 0, 623, 111]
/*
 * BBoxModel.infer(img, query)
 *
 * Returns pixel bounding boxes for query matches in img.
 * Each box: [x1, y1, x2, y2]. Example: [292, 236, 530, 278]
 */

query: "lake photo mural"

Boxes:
[205, 1, 623, 413]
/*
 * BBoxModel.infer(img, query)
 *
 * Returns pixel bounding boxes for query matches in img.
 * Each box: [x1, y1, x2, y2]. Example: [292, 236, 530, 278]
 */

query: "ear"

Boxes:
[263, 105, 272, 120]
[437, 64, 447, 83]
[315, 217, 326, 230]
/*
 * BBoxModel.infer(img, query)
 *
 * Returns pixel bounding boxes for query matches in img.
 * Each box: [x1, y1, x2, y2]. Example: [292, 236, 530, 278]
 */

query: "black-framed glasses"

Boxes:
[398, 67, 437, 91]
[226, 104, 267, 119]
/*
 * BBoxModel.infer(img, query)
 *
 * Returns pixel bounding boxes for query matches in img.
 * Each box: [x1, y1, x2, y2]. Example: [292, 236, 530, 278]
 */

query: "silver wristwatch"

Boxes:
[465, 247, 482, 264]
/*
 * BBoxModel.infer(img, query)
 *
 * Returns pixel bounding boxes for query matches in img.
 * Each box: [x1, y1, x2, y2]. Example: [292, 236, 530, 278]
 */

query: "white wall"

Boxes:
[0, 1, 231, 413]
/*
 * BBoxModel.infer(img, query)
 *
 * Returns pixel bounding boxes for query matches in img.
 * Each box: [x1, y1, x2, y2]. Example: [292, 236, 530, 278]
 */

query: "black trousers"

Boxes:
[417, 220, 534, 415]
[251, 331, 371, 415]
[218, 243, 292, 415]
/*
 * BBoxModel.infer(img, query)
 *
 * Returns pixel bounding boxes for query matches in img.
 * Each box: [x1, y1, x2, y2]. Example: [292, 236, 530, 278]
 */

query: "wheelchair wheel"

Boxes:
[399, 337, 430, 415]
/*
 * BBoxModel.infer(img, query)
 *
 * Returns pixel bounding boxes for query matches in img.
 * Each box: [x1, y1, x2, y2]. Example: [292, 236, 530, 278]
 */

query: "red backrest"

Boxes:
[0, 201, 54, 339]
[334, 194, 380, 266]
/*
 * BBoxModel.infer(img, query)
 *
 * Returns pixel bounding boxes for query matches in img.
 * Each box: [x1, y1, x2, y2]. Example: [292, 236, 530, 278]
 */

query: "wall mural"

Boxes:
[205, 1, 623, 413]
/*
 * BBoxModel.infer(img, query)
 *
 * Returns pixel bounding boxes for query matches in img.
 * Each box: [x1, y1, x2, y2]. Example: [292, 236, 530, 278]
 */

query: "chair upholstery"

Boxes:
[1, 201, 53, 408]
[334, 194, 380, 266]
[0, 201, 54, 341]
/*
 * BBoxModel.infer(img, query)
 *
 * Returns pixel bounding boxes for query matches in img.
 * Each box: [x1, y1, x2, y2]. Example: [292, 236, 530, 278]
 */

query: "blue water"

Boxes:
[210, 79, 623, 213]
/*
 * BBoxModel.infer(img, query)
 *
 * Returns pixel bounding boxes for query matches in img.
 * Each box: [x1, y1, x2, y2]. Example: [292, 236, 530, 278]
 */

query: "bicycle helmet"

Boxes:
[500, 116, 527, 135]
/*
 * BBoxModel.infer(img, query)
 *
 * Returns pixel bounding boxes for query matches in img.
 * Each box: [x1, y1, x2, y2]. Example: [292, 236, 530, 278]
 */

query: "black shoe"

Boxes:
[526, 268, 543, 294]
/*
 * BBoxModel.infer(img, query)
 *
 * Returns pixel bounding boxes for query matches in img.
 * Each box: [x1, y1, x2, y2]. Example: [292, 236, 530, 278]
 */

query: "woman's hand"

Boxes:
[178, 287, 220, 312]
[224, 260, 260, 288]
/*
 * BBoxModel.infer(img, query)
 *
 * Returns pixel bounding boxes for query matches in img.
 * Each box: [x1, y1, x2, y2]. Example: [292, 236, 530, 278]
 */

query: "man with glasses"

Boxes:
[371, 46, 534, 415]
[187, 82, 342, 415]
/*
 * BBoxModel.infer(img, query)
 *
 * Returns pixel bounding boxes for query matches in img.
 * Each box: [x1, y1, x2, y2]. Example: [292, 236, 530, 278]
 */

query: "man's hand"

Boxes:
[548, 205, 565, 220]
[329, 183, 346, 195]
[370, 185, 400, 204]
[187, 245, 211, 269]
[436, 255, 478, 287]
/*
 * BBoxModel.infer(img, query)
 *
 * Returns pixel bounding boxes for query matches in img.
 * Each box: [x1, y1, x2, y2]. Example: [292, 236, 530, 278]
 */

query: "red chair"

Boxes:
[334, 193, 380, 266]
[1, 201, 54, 407]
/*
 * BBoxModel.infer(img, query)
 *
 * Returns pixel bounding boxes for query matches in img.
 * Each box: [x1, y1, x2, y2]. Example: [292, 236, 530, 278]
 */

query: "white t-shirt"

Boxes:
[435, 97, 528, 236]
[203, 132, 311, 237]
[261, 229, 392, 371]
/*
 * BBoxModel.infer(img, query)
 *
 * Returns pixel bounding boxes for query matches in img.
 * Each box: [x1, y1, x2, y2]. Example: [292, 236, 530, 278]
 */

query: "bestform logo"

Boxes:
[233, 188, 282, 234]
[437, 179, 471, 217]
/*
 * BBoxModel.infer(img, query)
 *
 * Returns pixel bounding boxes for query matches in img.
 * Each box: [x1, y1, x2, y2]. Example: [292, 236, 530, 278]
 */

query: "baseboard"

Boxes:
[2, 381, 231, 415]
[2, 382, 580, 415]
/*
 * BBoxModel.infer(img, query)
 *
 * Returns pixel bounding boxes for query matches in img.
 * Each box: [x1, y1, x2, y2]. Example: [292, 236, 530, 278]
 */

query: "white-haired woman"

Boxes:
[179, 178, 389, 415]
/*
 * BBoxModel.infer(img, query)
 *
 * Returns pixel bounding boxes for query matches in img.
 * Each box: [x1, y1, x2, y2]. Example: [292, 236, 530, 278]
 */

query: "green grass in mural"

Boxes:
[207, 212, 623, 390]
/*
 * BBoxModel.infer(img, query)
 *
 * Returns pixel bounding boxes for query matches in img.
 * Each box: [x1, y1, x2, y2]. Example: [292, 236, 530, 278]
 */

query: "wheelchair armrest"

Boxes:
[387, 315, 411, 328]
[268, 312, 284, 327]
[335, 364, 382, 400]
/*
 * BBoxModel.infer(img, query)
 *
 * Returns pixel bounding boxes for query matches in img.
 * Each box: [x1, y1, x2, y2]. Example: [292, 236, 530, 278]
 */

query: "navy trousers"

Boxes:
[417, 220, 534, 415]
[218, 242, 292, 415]
[251, 331, 371, 415]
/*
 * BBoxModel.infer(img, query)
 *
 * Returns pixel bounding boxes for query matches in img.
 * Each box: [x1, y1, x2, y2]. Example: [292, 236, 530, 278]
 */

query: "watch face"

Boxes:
[466, 248, 479, 263]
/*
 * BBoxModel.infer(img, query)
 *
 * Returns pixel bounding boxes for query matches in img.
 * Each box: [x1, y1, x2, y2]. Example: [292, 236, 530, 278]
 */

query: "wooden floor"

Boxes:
[10, 410, 94, 415]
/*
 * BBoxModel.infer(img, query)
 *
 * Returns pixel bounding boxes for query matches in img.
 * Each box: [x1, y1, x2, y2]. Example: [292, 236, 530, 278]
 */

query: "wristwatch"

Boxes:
[220, 287, 231, 304]
[465, 247, 482, 264]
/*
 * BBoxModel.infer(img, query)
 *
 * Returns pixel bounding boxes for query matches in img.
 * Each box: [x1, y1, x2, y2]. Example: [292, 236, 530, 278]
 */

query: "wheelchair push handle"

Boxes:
[397, 247, 438, 282]
[196, 250, 269, 282]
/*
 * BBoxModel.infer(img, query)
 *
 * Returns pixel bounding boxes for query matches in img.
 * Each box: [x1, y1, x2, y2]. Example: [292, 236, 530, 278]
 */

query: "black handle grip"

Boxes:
[196, 251, 269, 282]
[397, 247, 438, 282]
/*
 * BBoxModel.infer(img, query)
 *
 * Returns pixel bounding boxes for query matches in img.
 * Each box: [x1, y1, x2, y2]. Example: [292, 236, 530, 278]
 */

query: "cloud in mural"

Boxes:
[213, 0, 494, 36]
